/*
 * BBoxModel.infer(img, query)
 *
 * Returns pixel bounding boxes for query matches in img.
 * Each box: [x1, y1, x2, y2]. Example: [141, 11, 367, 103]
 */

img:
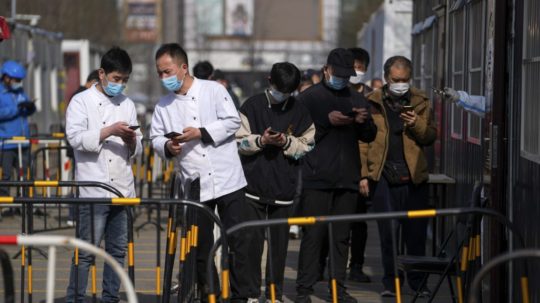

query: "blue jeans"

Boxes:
[66, 205, 127, 303]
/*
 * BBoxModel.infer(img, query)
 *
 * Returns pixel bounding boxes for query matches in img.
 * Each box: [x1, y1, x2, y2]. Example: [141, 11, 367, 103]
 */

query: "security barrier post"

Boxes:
[327, 223, 338, 303]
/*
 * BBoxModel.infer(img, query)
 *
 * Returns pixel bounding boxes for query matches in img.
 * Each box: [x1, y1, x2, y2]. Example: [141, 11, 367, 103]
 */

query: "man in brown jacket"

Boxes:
[359, 56, 436, 297]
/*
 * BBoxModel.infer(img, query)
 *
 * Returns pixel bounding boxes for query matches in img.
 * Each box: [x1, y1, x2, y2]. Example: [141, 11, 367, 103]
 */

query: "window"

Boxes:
[466, 0, 485, 144]
[450, 10, 465, 139]
[520, 0, 540, 162]
[195, 0, 224, 35]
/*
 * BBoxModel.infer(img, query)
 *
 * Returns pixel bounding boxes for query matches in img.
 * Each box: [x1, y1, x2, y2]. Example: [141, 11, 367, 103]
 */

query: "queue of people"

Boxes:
[0, 44, 435, 302]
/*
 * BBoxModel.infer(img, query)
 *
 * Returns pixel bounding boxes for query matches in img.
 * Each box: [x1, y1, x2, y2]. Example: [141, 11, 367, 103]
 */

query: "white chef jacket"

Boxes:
[66, 85, 142, 198]
[150, 78, 246, 202]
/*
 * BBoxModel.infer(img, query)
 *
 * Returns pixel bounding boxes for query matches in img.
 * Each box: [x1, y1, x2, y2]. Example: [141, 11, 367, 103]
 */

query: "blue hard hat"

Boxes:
[1, 60, 27, 79]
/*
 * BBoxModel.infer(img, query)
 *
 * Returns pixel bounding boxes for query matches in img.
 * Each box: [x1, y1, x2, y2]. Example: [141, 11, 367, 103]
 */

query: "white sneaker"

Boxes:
[247, 298, 259, 303]
[289, 225, 300, 239]
[66, 220, 75, 227]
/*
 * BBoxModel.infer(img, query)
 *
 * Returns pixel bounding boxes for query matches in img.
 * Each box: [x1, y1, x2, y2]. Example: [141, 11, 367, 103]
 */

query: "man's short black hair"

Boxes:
[193, 61, 214, 79]
[155, 43, 189, 66]
[86, 70, 100, 83]
[383, 56, 413, 78]
[270, 62, 301, 93]
[100, 47, 132, 74]
[348, 47, 370, 69]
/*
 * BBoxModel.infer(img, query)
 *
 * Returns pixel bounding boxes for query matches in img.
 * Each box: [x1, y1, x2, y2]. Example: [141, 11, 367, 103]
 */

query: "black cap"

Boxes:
[326, 48, 356, 78]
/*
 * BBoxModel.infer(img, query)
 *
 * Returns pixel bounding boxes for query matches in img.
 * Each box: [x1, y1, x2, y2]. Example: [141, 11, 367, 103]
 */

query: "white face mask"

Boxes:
[388, 82, 410, 96]
[349, 71, 365, 84]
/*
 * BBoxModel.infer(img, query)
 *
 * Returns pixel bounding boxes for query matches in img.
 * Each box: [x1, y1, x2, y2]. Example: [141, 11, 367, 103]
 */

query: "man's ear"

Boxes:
[98, 68, 106, 81]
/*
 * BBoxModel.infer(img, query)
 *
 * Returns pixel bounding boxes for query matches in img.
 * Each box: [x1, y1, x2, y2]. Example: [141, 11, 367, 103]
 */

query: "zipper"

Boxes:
[374, 101, 390, 180]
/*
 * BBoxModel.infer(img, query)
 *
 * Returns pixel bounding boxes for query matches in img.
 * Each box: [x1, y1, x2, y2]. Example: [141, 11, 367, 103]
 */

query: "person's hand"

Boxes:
[444, 87, 460, 102]
[400, 110, 417, 127]
[260, 128, 286, 147]
[352, 107, 368, 124]
[359, 179, 370, 197]
[107, 122, 136, 140]
[179, 127, 202, 143]
[328, 111, 354, 126]
[18, 101, 36, 116]
[166, 140, 182, 156]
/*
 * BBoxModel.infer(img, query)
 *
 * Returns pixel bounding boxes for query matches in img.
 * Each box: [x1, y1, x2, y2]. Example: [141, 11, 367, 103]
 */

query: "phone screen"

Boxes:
[128, 125, 140, 130]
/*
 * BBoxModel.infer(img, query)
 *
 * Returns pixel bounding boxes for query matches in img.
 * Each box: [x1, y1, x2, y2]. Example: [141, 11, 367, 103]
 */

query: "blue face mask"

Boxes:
[161, 74, 183, 92]
[10, 81, 23, 91]
[269, 87, 289, 103]
[326, 75, 349, 90]
[103, 79, 125, 97]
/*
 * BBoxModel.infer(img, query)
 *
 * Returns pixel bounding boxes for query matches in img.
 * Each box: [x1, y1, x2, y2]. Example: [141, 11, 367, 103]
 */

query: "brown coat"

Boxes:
[359, 87, 436, 184]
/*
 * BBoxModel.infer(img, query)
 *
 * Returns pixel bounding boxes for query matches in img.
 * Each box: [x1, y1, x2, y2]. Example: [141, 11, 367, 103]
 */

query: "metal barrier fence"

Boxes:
[0, 180, 126, 303]
[0, 235, 138, 303]
[0, 195, 225, 303]
[206, 207, 525, 303]
[0, 247, 15, 303]
[468, 249, 540, 303]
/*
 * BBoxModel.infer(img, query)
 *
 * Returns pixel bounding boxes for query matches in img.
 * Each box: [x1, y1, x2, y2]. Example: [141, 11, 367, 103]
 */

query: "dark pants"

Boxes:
[372, 177, 428, 291]
[0, 148, 29, 196]
[349, 195, 368, 267]
[296, 189, 357, 295]
[196, 188, 252, 302]
[242, 198, 292, 300]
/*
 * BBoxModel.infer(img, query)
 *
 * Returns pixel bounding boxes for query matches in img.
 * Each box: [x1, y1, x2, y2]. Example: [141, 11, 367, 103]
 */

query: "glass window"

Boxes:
[520, 0, 540, 162]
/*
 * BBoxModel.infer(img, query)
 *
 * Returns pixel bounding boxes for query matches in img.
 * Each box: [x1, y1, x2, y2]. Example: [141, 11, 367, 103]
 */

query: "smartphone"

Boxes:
[268, 129, 280, 136]
[128, 125, 140, 130]
[164, 131, 182, 139]
[401, 105, 414, 113]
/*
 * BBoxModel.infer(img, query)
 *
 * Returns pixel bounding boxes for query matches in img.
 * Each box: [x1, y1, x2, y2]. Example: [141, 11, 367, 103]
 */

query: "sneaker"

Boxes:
[380, 289, 396, 297]
[289, 225, 301, 239]
[170, 281, 179, 293]
[336, 291, 357, 303]
[247, 298, 259, 303]
[413, 287, 431, 298]
[348, 264, 371, 283]
[294, 294, 312, 303]
[66, 220, 75, 227]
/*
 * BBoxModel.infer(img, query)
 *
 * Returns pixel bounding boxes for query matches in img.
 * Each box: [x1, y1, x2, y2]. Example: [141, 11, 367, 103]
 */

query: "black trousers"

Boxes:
[0, 148, 29, 196]
[243, 198, 292, 300]
[296, 189, 357, 295]
[371, 177, 428, 291]
[349, 195, 368, 267]
[196, 188, 253, 302]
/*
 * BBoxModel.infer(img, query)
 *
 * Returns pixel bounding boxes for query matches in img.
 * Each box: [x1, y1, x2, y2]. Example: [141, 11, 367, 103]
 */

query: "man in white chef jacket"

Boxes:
[150, 43, 250, 302]
[65, 47, 142, 303]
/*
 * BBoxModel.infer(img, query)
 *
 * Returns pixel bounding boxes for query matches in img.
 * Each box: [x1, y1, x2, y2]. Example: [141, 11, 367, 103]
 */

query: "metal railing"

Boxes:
[206, 207, 524, 303]
[0, 235, 138, 303]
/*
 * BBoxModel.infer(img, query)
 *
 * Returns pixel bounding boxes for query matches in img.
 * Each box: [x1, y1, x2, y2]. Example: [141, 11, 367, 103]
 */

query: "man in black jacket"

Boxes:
[294, 48, 377, 303]
[236, 62, 315, 303]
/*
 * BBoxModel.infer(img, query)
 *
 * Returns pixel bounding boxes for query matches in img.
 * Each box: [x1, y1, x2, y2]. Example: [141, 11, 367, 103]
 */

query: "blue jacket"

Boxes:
[0, 83, 35, 149]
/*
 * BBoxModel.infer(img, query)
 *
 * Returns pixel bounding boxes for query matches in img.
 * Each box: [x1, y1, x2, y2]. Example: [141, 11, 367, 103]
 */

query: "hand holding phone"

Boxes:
[128, 125, 140, 130]
[267, 129, 280, 136]
[342, 111, 357, 118]
[164, 131, 182, 139]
